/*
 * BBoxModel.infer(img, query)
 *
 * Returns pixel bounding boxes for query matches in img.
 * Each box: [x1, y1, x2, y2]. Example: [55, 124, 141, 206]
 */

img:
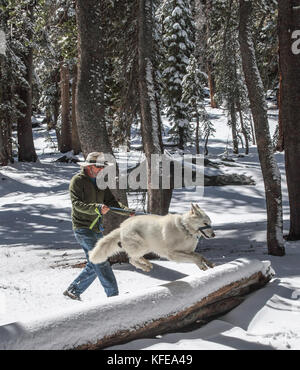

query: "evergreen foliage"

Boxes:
[182, 55, 214, 154]
[0, 0, 285, 159]
[158, 0, 195, 148]
[207, 0, 252, 154]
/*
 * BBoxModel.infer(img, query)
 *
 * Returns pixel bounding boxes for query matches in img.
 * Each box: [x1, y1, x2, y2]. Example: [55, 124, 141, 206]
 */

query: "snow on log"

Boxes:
[0, 258, 274, 350]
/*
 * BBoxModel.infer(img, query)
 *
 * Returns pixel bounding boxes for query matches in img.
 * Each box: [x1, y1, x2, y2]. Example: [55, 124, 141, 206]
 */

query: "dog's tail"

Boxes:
[89, 228, 121, 264]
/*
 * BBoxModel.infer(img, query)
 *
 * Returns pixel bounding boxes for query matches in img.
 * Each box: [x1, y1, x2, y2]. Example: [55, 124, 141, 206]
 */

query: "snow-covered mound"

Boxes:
[0, 258, 273, 350]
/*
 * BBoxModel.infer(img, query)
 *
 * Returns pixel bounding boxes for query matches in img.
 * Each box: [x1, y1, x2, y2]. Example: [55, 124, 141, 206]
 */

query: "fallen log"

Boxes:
[77, 266, 271, 350]
[0, 258, 274, 350]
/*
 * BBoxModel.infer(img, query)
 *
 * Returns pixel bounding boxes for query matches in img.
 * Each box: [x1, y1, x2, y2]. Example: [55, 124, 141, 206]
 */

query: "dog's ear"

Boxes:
[191, 203, 197, 214]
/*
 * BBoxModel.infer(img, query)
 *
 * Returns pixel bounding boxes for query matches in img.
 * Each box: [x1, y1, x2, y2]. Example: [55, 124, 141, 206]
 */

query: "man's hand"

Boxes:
[101, 204, 110, 215]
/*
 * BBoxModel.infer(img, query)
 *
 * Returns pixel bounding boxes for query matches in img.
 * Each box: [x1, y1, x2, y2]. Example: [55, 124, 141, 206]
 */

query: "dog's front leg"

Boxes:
[201, 255, 215, 269]
[167, 251, 210, 270]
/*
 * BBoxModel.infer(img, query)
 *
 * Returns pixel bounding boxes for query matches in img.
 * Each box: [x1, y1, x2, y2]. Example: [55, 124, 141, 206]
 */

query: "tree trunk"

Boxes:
[59, 63, 72, 153]
[138, 0, 172, 215]
[278, 0, 300, 240]
[195, 109, 200, 155]
[71, 64, 81, 155]
[230, 100, 239, 154]
[53, 77, 61, 148]
[76, 0, 111, 156]
[249, 115, 256, 145]
[17, 45, 37, 162]
[205, 0, 218, 109]
[76, 0, 128, 240]
[239, 0, 285, 256]
[16, 2, 37, 163]
[275, 71, 284, 152]
[207, 64, 217, 108]
[0, 11, 12, 166]
[237, 99, 249, 155]
[204, 133, 209, 156]
[0, 50, 13, 166]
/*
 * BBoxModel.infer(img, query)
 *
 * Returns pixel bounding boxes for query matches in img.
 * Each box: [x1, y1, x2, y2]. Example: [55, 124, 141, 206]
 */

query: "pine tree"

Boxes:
[182, 55, 214, 154]
[253, 0, 279, 93]
[159, 0, 195, 149]
[0, 0, 14, 165]
[101, 1, 139, 150]
[6, 0, 38, 162]
[207, 0, 251, 155]
[194, 0, 218, 108]
[35, 0, 78, 154]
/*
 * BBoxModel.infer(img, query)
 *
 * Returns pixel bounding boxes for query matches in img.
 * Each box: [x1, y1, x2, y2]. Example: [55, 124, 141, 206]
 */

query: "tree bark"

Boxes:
[16, 2, 37, 162]
[230, 99, 239, 154]
[17, 46, 37, 162]
[59, 63, 72, 153]
[76, 0, 128, 239]
[239, 0, 285, 256]
[249, 115, 256, 145]
[207, 64, 217, 108]
[75, 0, 111, 156]
[71, 64, 81, 155]
[205, 0, 218, 109]
[138, 0, 172, 215]
[0, 52, 13, 166]
[237, 99, 249, 155]
[195, 109, 200, 155]
[278, 0, 300, 240]
[275, 71, 284, 152]
[0, 9, 13, 166]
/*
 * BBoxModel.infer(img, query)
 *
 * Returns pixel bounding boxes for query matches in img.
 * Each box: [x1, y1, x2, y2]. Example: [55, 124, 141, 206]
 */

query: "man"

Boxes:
[63, 152, 132, 300]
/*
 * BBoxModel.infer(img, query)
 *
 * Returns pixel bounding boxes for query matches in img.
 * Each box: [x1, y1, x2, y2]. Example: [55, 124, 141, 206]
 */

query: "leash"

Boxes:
[89, 206, 148, 230]
[89, 207, 103, 230]
[109, 206, 149, 216]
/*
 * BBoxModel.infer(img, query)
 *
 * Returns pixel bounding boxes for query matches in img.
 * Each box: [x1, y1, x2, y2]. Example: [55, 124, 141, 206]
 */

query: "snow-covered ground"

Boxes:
[1, 104, 300, 350]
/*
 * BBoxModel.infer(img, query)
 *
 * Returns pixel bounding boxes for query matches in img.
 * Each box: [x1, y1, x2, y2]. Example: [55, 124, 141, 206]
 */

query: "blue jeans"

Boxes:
[68, 228, 119, 297]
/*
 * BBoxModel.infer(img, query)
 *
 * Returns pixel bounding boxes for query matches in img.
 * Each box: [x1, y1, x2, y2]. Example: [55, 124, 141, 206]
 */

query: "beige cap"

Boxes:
[79, 152, 114, 167]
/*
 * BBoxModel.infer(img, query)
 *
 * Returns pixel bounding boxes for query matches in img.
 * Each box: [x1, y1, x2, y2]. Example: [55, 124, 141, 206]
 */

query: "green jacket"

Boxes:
[69, 169, 126, 232]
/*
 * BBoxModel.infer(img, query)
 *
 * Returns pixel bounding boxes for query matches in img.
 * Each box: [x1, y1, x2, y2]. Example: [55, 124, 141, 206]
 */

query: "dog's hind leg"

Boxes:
[138, 257, 153, 271]
[129, 257, 152, 272]
[121, 231, 152, 272]
[167, 251, 213, 271]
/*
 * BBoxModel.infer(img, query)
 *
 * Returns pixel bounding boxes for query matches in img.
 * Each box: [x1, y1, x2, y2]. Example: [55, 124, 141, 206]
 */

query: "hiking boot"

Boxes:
[63, 289, 81, 301]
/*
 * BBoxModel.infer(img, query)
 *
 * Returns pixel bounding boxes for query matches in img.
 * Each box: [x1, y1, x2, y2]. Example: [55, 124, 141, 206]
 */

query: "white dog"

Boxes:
[89, 203, 215, 272]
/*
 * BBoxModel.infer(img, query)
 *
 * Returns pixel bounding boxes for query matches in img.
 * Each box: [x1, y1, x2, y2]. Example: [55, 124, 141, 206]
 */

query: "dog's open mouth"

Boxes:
[198, 225, 215, 238]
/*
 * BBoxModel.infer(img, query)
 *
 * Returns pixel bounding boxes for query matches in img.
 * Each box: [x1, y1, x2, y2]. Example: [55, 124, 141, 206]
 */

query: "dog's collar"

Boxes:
[179, 219, 199, 239]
